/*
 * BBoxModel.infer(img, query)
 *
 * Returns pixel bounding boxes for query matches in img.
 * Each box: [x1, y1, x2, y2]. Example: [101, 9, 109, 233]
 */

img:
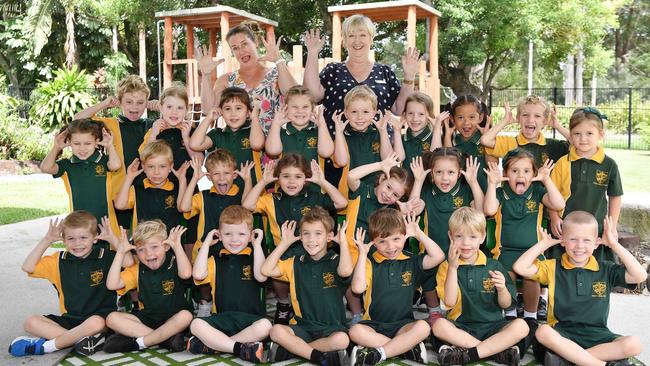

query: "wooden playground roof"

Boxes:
[327, 0, 441, 22]
[155, 6, 278, 29]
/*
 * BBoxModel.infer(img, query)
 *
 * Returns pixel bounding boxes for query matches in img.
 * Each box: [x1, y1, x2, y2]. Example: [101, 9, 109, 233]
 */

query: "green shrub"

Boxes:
[0, 106, 53, 161]
[103, 52, 132, 90]
[29, 66, 96, 132]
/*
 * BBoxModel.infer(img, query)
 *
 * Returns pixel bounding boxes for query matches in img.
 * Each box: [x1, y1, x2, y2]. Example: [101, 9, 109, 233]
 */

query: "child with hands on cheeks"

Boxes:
[348, 209, 444, 366]
[513, 213, 646, 366]
[187, 206, 271, 363]
[261, 208, 353, 365]
[104, 222, 193, 353]
[433, 207, 529, 366]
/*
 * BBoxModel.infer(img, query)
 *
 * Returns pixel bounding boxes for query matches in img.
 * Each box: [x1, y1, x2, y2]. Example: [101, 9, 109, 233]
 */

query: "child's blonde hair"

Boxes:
[344, 85, 378, 111]
[285, 85, 315, 107]
[562, 210, 598, 232]
[219, 205, 253, 230]
[342, 14, 376, 39]
[205, 148, 237, 172]
[569, 107, 605, 131]
[448, 207, 486, 236]
[299, 206, 335, 233]
[61, 210, 97, 236]
[368, 208, 405, 240]
[517, 95, 551, 119]
[140, 141, 173, 164]
[404, 92, 434, 118]
[132, 220, 168, 246]
[116, 75, 150, 101]
[160, 82, 188, 107]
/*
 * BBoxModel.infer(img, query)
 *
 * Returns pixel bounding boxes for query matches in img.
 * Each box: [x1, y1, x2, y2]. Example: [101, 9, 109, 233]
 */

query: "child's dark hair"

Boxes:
[450, 95, 483, 117]
[569, 107, 605, 131]
[376, 166, 413, 201]
[368, 208, 405, 240]
[502, 148, 537, 176]
[273, 153, 312, 179]
[64, 119, 103, 142]
[219, 87, 252, 111]
[299, 206, 335, 234]
[285, 85, 315, 107]
[424, 148, 463, 183]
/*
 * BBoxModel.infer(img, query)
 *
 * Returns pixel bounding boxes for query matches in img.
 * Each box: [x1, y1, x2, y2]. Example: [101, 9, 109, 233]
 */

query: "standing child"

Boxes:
[242, 153, 347, 324]
[40, 119, 122, 235]
[432, 207, 529, 366]
[513, 212, 645, 366]
[9, 211, 131, 357]
[408, 148, 483, 325]
[103, 221, 193, 353]
[549, 108, 623, 262]
[261, 208, 353, 365]
[264, 85, 334, 162]
[187, 206, 271, 363]
[348, 208, 445, 366]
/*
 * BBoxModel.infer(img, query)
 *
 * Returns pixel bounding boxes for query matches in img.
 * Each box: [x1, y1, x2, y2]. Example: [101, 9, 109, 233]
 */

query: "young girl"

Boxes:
[481, 95, 571, 167]
[241, 153, 347, 325]
[264, 85, 334, 163]
[483, 149, 564, 323]
[408, 148, 483, 325]
[549, 107, 623, 262]
[40, 119, 121, 235]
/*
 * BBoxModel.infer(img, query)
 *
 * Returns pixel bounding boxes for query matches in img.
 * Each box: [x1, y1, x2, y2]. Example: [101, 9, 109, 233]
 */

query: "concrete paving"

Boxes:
[1, 215, 649, 365]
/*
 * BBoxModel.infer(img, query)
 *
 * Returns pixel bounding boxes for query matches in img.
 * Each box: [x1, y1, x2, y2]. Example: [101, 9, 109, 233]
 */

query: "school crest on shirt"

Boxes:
[526, 200, 538, 213]
[482, 277, 495, 293]
[453, 196, 464, 208]
[401, 271, 413, 287]
[592, 281, 607, 298]
[95, 165, 106, 176]
[541, 152, 550, 164]
[162, 279, 175, 295]
[307, 137, 317, 148]
[241, 265, 253, 280]
[301, 206, 311, 216]
[595, 170, 608, 186]
[90, 269, 104, 286]
[241, 138, 251, 149]
[165, 195, 176, 209]
[371, 142, 380, 154]
[422, 141, 431, 152]
[323, 272, 336, 288]
[477, 145, 485, 155]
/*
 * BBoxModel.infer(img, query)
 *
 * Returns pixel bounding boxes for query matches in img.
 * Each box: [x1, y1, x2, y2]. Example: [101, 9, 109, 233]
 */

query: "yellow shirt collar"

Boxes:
[209, 184, 240, 196]
[568, 145, 605, 163]
[219, 247, 253, 256]
[143, 178, 174, 191]
[515, 131, 546, 146]
[561, 253, 599, 271]
[459, 250, 487, 266]
[372, 251, 409, 263]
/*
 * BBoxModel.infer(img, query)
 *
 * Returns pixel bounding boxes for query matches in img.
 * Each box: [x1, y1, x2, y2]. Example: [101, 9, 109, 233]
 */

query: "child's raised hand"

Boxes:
[314, 105, 327, 129]
[151, 119, 169, 135]
[203, 229, 220, 247]
[483, 161, 507, 185]
[538, 226, 562, 248]
[447, 239, 461, 269]
[380, 152, 401, 178]
[410, 156, 431, 182]
[303, 29, 325, 54]
[433, 111, 450, 129]
[502, 101, 515, 126]
[353, 227, 373, 256]
[235, 160, 254, 181]
[172, 160, 191, 180]
[333, 220, 348, 245]
[196, 44, 225, 75]
[549, 216, 563, 239]
[396, 197, 425, 216]
[404, 214, 421, 238]
[44, 218, 62, 243]
[488, 270, 507, 292]
[103, 96, 120, 109]
[179, 120, 192, 139]
[280, 220, 300, 245]
[332, 110, 347, 133]
[601, 216, 619, 248]
[460, 156, 480, 183]
[165, 226, 188, 248]
[98, 128, 113, 148]
[306, 159, 325, 186]
[205, 107, 221, 125]
[373, 110, 389, 132]
[96, 216, 117, 244]
[546, 104, 560, 129]
[53, 129, 69, 150]
[146, 99, 160, 111]
[190, 155, 206, 181]
[126, 158, 143, 179]
[116, 229, 135, 254]
[386, 111, 404, 132]
[261, 160, 278, 185]
[273, 104, 288, 126]
[251, 228, 264, 248]
[532, 159, 555, 183]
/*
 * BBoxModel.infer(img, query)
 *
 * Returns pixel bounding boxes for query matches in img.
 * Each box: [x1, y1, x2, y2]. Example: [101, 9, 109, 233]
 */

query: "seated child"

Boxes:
[432, 207, 529, 366]
[261, 207, 353, 366]
[103, 221, 193, 353]
[348, 208, 445, 366]
[187, 205, 271, 363]
[9, 211, 131, 357]
[513, 212, 646, 366]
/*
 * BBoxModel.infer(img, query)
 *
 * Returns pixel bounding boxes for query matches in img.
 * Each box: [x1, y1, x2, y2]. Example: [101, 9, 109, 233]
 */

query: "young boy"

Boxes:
[432, 207, 529, 366]
[513, 211, 645, 366]
[348, 208, 445, 366]
[187, 205, 271, 363]
[261, 207, 353, 366]
[103, 221, 193, 353]
[9, 211, 131, 357]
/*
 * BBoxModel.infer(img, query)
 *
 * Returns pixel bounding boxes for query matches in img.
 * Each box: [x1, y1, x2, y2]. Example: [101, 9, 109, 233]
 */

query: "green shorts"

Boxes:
[202, 311, 266, 336]
[453, 319, 511, 340]
[553, 323, 620, 349]
[290, 320, 347, 343]
[357, 319, 414, 338]
[45, 313, 107, 330]
[421, 266, 438, 292]
[135, 310, 178, 330]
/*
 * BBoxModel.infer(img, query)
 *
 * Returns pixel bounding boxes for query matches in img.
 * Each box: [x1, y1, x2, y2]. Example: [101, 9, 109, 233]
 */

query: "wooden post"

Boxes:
[428, 16, 440, 114]
[186, 26, 194, 59]
[292, 45, 303, 82]
[163, 16, 173, 89]
[220, 12, 231, 72]
[208, 28, 218, 85]
[332, 12, 342, 61]
[418, 60, 426, 91]
[407, 5, 417, 49]
[138, 26, 146, 117]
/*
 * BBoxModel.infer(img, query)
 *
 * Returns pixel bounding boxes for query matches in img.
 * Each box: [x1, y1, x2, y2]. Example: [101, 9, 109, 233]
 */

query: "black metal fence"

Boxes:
[488, 87, 650, 150]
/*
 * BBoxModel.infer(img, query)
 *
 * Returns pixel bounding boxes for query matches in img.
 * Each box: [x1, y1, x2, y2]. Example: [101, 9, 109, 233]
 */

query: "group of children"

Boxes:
[8, 71, 646, 366]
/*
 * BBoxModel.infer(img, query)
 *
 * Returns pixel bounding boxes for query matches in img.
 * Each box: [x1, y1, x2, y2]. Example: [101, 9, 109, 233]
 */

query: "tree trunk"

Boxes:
[439, 65, 484, 100]
[64, 7, 77, 69]
[315, 0, 332, 37]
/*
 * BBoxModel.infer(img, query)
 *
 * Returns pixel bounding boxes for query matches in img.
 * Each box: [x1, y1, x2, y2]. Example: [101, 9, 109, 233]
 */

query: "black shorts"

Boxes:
[45, 313, 106, 330]
[135, 310, 190, 330]
[290, 320, 347, 343]
[357, 319, 415, 338]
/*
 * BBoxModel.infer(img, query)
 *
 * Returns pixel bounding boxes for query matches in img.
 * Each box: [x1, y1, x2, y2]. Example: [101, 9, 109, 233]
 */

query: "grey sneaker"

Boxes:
[268, 341, 292, 362]
[196, 301, 212, 317]
[492, 346, 519, 366]
[437, 345, 470, 366]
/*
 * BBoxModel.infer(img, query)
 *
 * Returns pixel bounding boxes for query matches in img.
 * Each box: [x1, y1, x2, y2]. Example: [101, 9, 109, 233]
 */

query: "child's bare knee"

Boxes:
[330, 332, 350, 350]
[348, 324, 365, 340]
[84, 315, 106, 332]
[176, 310, 193, 325]
[190, 318, 207, 334]
[431, 318, 451, 336]
[269, 324, 287, 340]
[535, 324, 554, 344]
[510, 318, 529, 338]
[620, 336, 642, 357]
[23, 314, 41, 332]
[412, 320, 430, 336]
[105, 312, 120, 328]
[254, 318, 272, 333]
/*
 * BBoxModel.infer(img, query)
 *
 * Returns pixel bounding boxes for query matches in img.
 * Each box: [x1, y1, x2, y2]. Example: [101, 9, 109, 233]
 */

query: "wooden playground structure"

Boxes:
[155, 0, 441, 112]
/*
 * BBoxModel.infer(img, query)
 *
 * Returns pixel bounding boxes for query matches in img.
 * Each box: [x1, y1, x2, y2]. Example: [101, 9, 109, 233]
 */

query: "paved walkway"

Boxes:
[2, 215, 649, 365]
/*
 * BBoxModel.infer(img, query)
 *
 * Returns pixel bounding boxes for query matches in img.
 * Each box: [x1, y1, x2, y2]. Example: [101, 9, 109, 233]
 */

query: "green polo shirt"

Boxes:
[281, 122, 320, 163]
[436, 251, 516, 324]
[338, 125, 382, 197]
[54, 150, 117, 231]
[421, 181, 475, 254]
[493, 182, 546, 258]
[277, 250, 349, 327]
[207, 122, 262, 186]
[530, 253, 626, 327]
[127, 178, 180, 232]
[361, 251, 424, 323]
[550, 146, 623, 236]
[195, 246, 265, 315]
[486, 132, 569, 167]
[119, 251, 191, 318]
[454, 131, 488, 190]
[29, 246, 117, 318]
[403, 126, 432, 175]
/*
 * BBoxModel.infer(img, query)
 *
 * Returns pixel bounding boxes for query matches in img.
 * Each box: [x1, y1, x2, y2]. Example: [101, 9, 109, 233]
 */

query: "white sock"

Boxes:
[428, 306, 442, 314]
[42, 339, 58, 353]
[277, 297, 290, 305]
[540, 292, 548, 301]
[524, 310, 537, 319]
[505, 308, 517, 317]
[136, 337, 146, 350]
[377, 347, 387, 361]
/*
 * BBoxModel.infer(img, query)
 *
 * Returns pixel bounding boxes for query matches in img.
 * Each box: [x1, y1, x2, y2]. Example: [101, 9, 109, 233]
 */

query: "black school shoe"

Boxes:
[274, 302, 294, 325]
[74, 332, 107, 356]
[402, 341, 428, 364]
[103, 334, 138, 353]
[350, 346, 382, 366]
[320, 350, 347, 366]
[186, 336, 216, 354]
[538, 297, 548, 321]
[159, 332, 186, 352]
[492, 346, 520, 366]
[543, 350, 575, 366]
[268, 341, 293, 362]
[239, 342, 265, 363]
[437, 345, 470, 366]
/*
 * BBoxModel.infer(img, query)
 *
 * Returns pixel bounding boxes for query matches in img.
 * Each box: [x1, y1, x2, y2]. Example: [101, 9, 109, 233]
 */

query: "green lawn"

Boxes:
[0, 178, 68, 225]
[606, 148, 650, 193]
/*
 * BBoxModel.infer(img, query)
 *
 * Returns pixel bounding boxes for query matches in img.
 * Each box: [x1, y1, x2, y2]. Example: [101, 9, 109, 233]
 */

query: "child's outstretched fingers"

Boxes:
[602, 216, 618, 247]
[410, 156, 431, 182]
[447, 240, 460, 268]
[306, 159, 324, 185]
[460, 156, 479, 182]
[262, 160, 278, 184]
[251, 229, 264, 247]
[533, 159, 555, 182]
[381, 152, 401, 177]
[335, 221, 349, 244]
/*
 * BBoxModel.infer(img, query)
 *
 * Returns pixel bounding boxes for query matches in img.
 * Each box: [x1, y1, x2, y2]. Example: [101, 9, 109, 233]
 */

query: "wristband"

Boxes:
[402, 78, 415, 85]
